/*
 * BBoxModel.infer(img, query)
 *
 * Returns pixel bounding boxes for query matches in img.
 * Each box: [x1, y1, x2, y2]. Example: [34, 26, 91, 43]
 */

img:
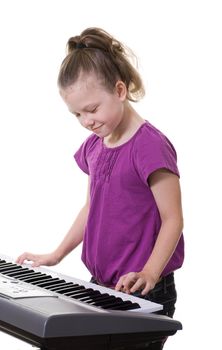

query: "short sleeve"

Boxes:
[133, 126, 180, 185]
[74, 134, 98, 175]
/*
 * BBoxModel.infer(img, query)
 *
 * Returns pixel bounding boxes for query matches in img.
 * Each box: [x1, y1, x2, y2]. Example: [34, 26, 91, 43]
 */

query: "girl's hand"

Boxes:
[115, 271, 158, 296]
[16, 252, 60, 267]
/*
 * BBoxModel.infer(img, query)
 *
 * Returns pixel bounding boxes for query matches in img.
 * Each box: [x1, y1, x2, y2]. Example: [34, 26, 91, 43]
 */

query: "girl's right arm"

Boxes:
[16, 178, 90, 267]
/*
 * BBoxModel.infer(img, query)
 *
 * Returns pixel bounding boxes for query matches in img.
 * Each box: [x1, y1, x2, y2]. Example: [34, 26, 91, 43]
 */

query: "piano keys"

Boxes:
[0, 253, 182, 349]
[0, 254, 161, 312]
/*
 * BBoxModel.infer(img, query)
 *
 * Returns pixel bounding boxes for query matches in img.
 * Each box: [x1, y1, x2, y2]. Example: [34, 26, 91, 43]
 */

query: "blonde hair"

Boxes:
[58, 28, 145, 102]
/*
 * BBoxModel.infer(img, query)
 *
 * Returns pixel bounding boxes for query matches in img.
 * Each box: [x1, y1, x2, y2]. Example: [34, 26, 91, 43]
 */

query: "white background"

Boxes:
[0, 0, 221, 349]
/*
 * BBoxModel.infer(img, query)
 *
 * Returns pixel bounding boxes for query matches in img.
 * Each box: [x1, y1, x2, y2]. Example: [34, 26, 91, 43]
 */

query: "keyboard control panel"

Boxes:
[0, 274, 56, 299]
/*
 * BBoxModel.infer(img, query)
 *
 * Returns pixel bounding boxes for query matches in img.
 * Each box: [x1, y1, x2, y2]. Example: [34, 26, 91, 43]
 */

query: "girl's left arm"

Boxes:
[115, 168, 183, 295]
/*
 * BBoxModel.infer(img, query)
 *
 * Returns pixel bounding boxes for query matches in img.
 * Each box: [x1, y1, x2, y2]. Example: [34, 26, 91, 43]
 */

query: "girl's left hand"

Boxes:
[115, 271, 158, 296]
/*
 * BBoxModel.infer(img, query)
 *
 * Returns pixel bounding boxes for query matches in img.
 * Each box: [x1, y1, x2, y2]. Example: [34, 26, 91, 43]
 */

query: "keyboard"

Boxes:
[0, 253, 162, 313]
[0, 253, 182, 350]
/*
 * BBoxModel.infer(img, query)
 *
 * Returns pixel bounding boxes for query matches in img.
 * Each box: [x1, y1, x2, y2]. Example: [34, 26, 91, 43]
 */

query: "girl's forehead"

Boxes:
[60, 74, 108, 112]
[76, 72, 102, 89]
[62, 74, 103, 97]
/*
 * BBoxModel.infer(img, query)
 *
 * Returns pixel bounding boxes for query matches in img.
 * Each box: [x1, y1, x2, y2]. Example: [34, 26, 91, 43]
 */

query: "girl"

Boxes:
[17, 28, 184, 350]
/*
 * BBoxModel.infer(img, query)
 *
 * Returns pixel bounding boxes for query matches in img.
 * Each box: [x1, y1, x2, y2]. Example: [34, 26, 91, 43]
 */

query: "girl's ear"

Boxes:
[115, 80, 127, 101]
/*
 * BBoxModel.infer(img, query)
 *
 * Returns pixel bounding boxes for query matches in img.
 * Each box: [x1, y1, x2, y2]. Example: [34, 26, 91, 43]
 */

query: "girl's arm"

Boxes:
[115, 169, 183, 295]
[16, 177, 91, 267]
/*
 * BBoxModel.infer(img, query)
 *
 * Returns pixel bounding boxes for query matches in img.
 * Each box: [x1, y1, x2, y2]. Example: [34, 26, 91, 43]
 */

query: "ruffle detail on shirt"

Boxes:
[92, 147, 120, 181]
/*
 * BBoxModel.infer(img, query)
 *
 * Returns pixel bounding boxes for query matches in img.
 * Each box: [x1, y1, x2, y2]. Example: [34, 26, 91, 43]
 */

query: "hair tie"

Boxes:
[76, 42, 87, 49]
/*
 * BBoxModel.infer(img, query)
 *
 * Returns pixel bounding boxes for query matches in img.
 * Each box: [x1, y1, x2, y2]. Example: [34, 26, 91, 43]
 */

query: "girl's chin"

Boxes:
[93, 127, 109, 137]
[93, 128, 103, 136]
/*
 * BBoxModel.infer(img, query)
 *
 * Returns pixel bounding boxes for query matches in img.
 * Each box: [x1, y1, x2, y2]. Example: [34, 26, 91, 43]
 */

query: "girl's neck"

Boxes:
[103, 102, 145, 148]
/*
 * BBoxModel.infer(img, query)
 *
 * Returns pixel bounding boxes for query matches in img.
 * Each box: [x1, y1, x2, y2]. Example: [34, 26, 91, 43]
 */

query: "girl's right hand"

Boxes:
[16, 252, 60, 267]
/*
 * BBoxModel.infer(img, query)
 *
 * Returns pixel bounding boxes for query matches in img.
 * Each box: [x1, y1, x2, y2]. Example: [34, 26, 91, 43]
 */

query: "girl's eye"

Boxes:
[74, 107, 97, 118]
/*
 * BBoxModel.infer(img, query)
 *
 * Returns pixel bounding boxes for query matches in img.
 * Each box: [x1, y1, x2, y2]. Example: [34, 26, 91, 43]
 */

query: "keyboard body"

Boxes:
[0, 253, 182, 349]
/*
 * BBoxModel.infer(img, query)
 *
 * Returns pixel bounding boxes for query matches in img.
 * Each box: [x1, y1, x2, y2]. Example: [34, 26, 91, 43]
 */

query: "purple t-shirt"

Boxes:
[74, 121, 184, 287]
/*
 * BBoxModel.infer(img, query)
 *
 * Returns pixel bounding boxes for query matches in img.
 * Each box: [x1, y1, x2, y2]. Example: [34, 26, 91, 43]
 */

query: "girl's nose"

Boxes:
[83, 116, 95, 129]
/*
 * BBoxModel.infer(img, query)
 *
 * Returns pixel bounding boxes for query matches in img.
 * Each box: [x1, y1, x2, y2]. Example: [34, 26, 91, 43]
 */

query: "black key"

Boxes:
[5, 268, 34, 277]
[0, 267, 22, 276]
[20, 274, 51, 283]
[37, 278, 65, 288]
[99, 296, 123, 306]
[56, 285, 85, 294]
[106, 301, 138, 310]
[86, 292, 110, 301]
[30, 276, 55, 286]
[49, 282, 75, 291]
[65, 288, 94, 298]
[0, 263, 18, 271]
[122, 302, 140, 310]
[0, 262, 15, 267]
[61, 286, 87, 296]
[1, 269, 32, 278]
[101, 299, 126, 309]
[19, 272, 48, 282]
[79, 290, 101, 301]
[0, 266, 23, 274]
[34, 278, 62, 287]
[22, 275, 51, 283]
[43, 280, 67, 290]
[0, 259, 6, 264]
[15, 271, 42, 279]
[86, 294, 115, 303]
[88, 295, 118, 306]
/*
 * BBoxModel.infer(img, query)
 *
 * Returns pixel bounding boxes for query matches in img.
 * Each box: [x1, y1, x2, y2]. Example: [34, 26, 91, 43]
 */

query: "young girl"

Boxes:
[17, 28, 184, 349]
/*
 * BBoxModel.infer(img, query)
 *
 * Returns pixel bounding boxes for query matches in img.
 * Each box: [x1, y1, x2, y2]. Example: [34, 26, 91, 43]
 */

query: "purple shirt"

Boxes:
[74, 121, 184, 287]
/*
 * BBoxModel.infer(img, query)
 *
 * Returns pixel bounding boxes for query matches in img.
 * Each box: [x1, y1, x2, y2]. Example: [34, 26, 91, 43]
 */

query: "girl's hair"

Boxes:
[58, 27, 145, 102]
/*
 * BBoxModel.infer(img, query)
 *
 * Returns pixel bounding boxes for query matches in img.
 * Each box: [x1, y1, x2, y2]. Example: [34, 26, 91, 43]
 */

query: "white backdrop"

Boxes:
[0, 0, 221, 349]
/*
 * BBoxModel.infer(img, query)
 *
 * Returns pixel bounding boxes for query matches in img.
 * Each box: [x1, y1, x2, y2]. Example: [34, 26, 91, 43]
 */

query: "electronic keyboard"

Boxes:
[0, 253, 182, 349]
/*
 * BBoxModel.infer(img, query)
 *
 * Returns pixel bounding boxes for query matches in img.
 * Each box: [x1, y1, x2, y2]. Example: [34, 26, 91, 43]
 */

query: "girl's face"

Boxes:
[60, 73, 127, 138]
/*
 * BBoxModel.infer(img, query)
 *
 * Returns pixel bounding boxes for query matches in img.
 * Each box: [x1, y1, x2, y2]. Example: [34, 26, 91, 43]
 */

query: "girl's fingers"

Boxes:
[16, 252, 33, 264]
[115, 272, 154, 295]
[115, 276, 126, 291]
[129, 277, 145, 294]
